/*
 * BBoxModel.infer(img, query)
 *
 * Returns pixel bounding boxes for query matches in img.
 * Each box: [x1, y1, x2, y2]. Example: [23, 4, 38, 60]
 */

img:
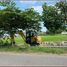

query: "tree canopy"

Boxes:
[42, 1, 67, 34]
[56, 1, 67, 31]
[0, 1, 41, 45]
[21, 8, 41, 31]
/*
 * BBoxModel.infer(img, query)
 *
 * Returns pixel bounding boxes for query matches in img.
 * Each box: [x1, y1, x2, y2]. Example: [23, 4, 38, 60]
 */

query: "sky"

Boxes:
[0, 0, 60, 32]
[15, 0, 59, 15]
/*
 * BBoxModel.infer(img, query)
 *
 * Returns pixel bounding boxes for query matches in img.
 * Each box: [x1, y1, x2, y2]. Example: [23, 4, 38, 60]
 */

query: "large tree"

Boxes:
[0, 1, 24, 46]
[42, 3, 65, 34]
[56, 1, 67, 31]
[0, 10, 23, 45]
[0, 1, 41, 46]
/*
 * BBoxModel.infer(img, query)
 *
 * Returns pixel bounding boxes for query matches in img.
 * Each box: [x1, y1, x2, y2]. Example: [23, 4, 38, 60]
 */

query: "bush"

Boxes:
[0, 39, 11, 48]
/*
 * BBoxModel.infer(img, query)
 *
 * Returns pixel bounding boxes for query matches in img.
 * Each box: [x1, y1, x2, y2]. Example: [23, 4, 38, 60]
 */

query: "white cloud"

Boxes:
[32, 6, 43, 15]
[20, 1, 37, 4]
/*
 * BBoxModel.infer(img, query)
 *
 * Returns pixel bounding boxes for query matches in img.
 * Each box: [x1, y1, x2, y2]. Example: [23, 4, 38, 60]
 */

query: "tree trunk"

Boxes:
[18, 31, 27, 45]
[18, 32, 26, 41]
[10, 33, 15, 46]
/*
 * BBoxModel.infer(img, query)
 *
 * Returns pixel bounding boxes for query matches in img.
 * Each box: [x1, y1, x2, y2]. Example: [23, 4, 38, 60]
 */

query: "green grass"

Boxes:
[28, 47, 67, 54]
[41, 34, 67, 42]
[0, 34, 67, 54]
[15, 36, 24, 45]
[15, 34, 67, 44]
[0, 34, 67, 45]
[14, 34, 67, 44]
[0, 36, 25, 46]
[0, 47, 67, 54]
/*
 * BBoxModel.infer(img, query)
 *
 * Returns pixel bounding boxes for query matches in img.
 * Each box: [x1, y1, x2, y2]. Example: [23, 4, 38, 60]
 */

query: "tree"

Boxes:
[0, 0, 13, 6]
[0, 10, 23, 45]
[56, 1, 67, 31]
[0, 1, 41, 31]
[0, 3, 41, 46]
[0, 1, 24, 46]
[42, 3, 65, 34]
[21, 8, 41, 31]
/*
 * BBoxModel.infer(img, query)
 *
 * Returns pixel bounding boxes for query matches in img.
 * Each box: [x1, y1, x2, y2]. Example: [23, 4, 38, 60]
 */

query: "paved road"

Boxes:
[0, 53, 67, 66]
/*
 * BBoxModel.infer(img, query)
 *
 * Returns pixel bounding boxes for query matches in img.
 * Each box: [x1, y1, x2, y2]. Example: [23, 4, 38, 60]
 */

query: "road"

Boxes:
[0, 53, 67, 66]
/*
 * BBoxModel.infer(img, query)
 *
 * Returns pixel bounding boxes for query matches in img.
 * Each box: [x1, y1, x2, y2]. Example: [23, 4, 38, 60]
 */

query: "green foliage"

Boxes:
[56, 1, 67, 31]
[0, 38, 11, 48]
[0, 1, 41, 46]
[21, 8, 41, 31]
[42, 3, 65, 34]
[0, 0, 15, 7]
[0, 10, 22, 31]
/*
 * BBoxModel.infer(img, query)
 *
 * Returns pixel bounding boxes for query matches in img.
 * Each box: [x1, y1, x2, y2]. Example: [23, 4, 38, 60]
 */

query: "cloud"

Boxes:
[32, 6, 43, 15]
[20, 1, 37, 4]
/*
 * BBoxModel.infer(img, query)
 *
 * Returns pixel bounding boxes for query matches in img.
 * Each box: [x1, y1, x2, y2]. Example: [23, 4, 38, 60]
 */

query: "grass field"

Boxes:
[41, 34, 67, 42]
[0, 47, 67, 54]
[0, 34, 67, 54]
[15, 34, 67, 44]
[0, 34, 67, 45]
[15, 36, 24, 45]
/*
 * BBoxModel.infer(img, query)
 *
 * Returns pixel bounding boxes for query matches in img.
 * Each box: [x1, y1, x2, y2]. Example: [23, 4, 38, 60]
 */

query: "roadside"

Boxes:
[0, 47, 67, 54]
[0, 52, 67, 66]
[0, 51, 67, 56]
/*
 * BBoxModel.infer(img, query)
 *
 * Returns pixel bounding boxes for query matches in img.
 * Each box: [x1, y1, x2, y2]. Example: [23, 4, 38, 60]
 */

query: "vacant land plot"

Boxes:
[0, 35, 67, 54]
[14, 34, 67, 44]
[41, 34, 67, 42]
[15, 34, 67, 44]
[0, 34, 67, 45]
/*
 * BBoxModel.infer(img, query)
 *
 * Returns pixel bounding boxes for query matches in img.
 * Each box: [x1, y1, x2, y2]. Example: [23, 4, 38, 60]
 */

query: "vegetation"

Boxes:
[14, 34, 67, 43]
[42, 1, 67, 34]
[0, 47, 67, 54]
[42, 34, 67, 42]
[0, 1, 41, 46]
[56, 1, 67, 26]
[0, 1, 67, 54]
[0, 35, 66, 45]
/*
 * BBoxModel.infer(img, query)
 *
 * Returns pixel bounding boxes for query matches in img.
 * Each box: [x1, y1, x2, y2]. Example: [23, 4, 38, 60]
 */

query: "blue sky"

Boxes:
[15, 0, 58, 14]
[0, 0, 59, 32]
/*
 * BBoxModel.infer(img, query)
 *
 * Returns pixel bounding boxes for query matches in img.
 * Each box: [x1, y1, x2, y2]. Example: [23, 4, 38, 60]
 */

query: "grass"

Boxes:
[0, 47, 67, 54]
[15, 36, 24, 45]
[0, 34, 67, 54]
[15, 34, 67, 44]
[14, 34, 67, 45]
[0, 34, 67, 45]
[41, 34, 67, 42]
